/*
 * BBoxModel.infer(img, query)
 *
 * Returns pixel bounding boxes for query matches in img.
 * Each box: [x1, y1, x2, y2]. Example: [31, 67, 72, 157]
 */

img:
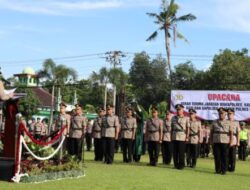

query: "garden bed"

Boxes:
[19, 154, 85, 183]
[20, 169, 84, 183]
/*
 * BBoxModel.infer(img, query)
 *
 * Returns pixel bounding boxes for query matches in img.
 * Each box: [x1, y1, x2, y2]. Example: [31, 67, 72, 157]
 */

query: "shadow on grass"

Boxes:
[84, 158, 250, 178]
[83, 152, 250, 176]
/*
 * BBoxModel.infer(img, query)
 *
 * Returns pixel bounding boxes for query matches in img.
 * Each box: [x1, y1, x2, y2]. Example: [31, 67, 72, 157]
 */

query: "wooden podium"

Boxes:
[0, 95, 25, 181]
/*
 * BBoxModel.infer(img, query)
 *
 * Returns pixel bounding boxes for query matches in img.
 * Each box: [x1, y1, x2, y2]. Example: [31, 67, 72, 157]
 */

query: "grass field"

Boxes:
[1, 151, 250, 190]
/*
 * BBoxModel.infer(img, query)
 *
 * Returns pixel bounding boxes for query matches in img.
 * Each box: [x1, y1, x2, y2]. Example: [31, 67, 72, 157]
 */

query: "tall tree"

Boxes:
[37, 58, 78, 128]
[38, 58, 77, 86]
[89, 67, 128, 108]
[146, 0, 196, 78]
[172, 61, 197, 89]
[129, 52, 170, 110]
[204, 48, 250, 90]
[90, 67, 110, 108]
[18, 89, 41, 120]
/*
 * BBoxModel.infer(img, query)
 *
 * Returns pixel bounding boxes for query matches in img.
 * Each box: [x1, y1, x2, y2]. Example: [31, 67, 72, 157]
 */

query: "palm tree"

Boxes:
[90, 67, 128, 110]
[37, 58, 77, 85]
[146, 0, 196, 79]
[90, 67, 110, 109]
[37, 58, 77, 131]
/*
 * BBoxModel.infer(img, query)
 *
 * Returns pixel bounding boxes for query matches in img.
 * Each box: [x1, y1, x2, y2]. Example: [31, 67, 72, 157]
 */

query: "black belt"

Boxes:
[72, 128, 83, 131]
[122, 128, 133, 131]
[104, 126, 115, 128]
[173, 129, 185, 132]
[148, 130, 159, 133]
[213, 131, 229, 135]
[94, 130, 101, 132]
[163, 131, 170, 134]
[190, 133, 198, 137]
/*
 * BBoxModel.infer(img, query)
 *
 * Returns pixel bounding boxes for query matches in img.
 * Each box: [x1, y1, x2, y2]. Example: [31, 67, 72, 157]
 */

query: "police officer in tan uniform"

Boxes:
[92, 107, 105, 161]
[54, 102, 71, 135]
[186, 109, 201, 168]
[171, 104, 190, 170]
[29, 117, 36, 135]
[210, 107, 233, 175]
[85, 120, 93, 151]
[120, 107, 137, 163]
[54, 102, 71, 161]
[145, 107, 163, 166]
[69, 104, 87, 161]
[162, 111, 173, 165]
[41, 119, 48, 139]
[227, 108, 240, 172]
[101, 104, 120, 164]
[34, 117, 43, 140]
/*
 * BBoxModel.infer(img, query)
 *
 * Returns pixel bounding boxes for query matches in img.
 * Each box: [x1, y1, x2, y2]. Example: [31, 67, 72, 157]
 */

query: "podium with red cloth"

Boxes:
[0, 95, 25, 181]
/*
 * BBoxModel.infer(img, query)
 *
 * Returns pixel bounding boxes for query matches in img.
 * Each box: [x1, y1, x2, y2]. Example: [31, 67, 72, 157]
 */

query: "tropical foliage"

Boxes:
[146, 0, 196, 77]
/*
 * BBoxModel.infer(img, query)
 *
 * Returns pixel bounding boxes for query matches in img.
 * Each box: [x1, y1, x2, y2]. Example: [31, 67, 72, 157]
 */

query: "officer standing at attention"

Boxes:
[85, 120, 93, 151]
[34, 117, 43, 140]
[41, 119, 48, 140]
[69, 104, 87, 161]
[54, 102, 71, 161]
[210, 107, 233, 175]
[145, 107, 163, 166]
[101, 104, 120, 164]
[120, 107, 137, 163]
[186, 109, 201, 168]
[238, 121, 249, 161]
[227, 108, 240, 172]
[29, 117, 36, 135]
[171, 104, 190, 170]
[162, 111, 173, 165]
[92, 107, 105, 161]
[55, 102, 71, 135]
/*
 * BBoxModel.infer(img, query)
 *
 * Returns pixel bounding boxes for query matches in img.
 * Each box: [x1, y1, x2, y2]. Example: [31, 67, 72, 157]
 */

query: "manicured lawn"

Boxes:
[1, 151, 250, 190]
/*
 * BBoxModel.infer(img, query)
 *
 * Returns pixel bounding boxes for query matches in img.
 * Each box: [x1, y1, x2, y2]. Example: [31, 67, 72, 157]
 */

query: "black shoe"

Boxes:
[178, 166, 184, 170]
[152, 163, 157, 166]
[215, 170, 221, 174]
[221, 171, 226, 175]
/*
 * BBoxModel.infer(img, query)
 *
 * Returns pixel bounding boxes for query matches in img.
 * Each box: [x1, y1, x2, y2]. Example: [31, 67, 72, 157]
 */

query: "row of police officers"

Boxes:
[53, 102, 86, 161]
[49, 102, 247, 175]
[92, 103, 144, 164]
[144, 104, 245, 175]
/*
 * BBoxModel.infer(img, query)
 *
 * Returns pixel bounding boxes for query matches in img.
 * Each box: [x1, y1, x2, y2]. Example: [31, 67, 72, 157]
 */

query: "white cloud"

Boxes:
[181, 0, 250, 33]
[0, 0, 160, 15]
[53, 1, 123, 11]
[0, 0, 63, 15]
[213, 0, 250, 33]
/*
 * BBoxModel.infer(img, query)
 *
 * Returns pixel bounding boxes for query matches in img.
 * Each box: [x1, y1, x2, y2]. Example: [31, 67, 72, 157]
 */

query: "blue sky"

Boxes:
[0, 0, 250, 79]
